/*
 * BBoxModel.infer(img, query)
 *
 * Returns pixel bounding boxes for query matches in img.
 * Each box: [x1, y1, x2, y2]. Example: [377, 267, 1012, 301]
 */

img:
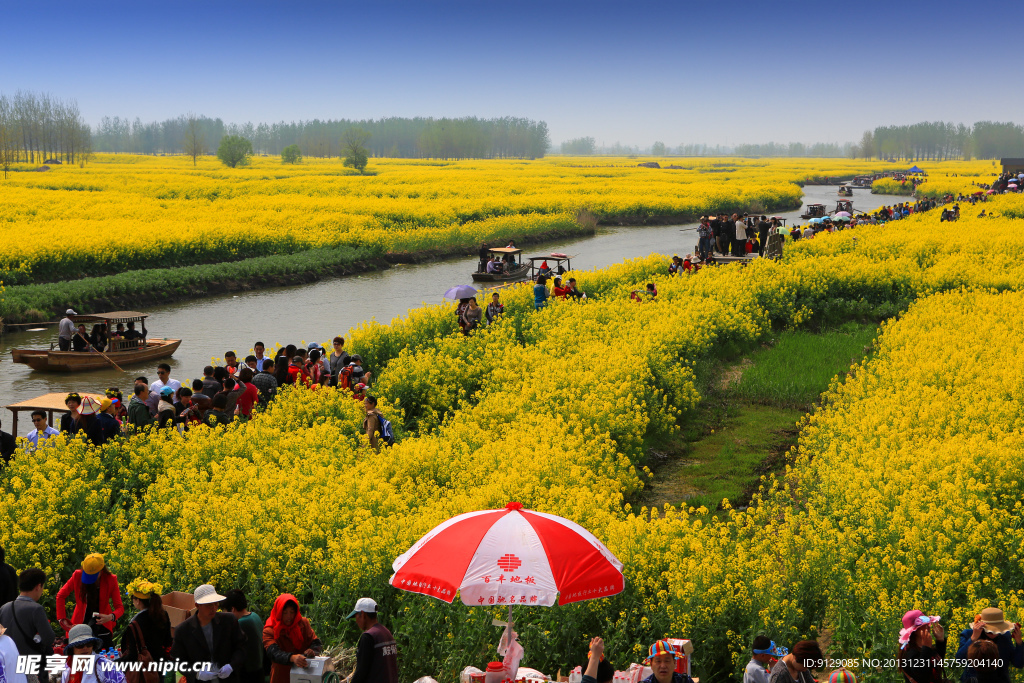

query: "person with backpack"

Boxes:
[362, 396, 394, 450]
[328, 337, 351, 387]
[0, 568, 55, 683]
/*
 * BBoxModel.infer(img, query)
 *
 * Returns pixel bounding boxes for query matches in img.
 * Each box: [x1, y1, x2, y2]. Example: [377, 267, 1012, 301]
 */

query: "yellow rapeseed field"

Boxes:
[0, 154, 983, 285]
[0, 162, 1019, 681]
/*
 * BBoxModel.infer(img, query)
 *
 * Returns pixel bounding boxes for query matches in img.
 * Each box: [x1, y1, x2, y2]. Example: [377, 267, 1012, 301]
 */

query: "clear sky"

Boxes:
[2, 0, 1016, 147]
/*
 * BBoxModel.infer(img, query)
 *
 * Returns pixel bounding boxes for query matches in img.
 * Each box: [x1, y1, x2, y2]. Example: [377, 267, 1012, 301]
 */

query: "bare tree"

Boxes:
[182, 112, 205, 166]
[0, 95, 15, 178]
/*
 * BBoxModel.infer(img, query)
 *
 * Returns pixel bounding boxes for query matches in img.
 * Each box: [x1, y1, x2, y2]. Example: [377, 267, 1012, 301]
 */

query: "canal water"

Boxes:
[0, 185, 903, 435]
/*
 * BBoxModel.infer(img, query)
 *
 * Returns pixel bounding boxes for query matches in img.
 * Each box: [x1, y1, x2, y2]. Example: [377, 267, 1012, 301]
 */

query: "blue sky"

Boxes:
[2, 0, 1016, 146]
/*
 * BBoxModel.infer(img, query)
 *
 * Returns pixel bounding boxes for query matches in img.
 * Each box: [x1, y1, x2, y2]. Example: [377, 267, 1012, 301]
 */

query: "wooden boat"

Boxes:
[10, 311, 181, 372]
[832, 199, 854, 215]
[800, 203, 827, 219]
[838, 185, 854, 196]
[472, 247, 531, 282]
[528, 253, 576, 281]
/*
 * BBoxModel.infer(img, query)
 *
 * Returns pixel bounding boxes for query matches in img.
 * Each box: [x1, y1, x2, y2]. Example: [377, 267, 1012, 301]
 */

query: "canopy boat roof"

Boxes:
[74, 311, 148, 324]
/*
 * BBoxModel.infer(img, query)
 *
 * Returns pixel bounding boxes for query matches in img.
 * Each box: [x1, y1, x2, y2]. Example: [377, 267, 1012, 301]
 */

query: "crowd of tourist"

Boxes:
[659, 188, 979, 274]
[1, 553, 1021, 683]
[0, 335, 392, 459]
[0, 553, 398, 683]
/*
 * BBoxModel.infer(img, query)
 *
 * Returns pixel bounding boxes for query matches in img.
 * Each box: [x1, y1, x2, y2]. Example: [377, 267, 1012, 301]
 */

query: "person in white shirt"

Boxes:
[57, 309, 77, 352]
[253, 341, 269, 371]
[147, 363, 182, 413]
[26, 411, 60, 450]
[0, 624, 28, 683]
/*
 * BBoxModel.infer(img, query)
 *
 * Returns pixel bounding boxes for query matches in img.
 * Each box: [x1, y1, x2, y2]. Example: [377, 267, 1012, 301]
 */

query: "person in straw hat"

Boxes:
[897, 609, 946, 683]
[642, 640, 696, 683]
[56, 554, 124, 650]
[954, 607, 1024, 682]
[170, 585, 245, 683]
[61, 623, 126, 683]
[120, 579, 172, 681]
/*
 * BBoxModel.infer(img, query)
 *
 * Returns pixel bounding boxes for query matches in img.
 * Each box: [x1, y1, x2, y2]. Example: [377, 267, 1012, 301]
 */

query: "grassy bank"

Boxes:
[641, 322, 877, 512]
[0, 246, 380, 324]
[0, 220, 600, 324]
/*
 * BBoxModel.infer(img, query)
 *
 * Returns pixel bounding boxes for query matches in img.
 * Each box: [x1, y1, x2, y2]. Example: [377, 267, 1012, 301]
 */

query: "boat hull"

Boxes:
[11, 339, 182, 372]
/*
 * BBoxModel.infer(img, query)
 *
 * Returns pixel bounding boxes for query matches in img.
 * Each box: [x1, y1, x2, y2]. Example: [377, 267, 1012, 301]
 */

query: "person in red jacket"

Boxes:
[56, 553, 124, 649]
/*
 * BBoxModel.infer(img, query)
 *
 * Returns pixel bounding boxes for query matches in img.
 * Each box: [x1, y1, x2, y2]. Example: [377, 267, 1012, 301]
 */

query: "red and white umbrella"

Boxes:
[390, 502, 624, 607]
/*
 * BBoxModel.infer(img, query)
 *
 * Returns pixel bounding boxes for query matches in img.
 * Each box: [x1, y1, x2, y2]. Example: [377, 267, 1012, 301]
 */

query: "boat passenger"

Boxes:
[122, 321, 145, 343]
[72, 324, 92, 352]
[486, 257, 498, 274]
[90, 324, 107, 353]
[538, 260, 551, 277]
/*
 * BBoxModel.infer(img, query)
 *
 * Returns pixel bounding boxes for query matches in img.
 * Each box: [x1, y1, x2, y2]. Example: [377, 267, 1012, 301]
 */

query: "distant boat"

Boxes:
[10, 311, 181, 372]
[800, 203, 827, 220]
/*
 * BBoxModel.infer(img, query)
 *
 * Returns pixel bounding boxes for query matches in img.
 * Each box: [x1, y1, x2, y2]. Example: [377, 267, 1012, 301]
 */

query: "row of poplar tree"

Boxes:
[0, 92, 93, 170]
[94, 114, 551, 160]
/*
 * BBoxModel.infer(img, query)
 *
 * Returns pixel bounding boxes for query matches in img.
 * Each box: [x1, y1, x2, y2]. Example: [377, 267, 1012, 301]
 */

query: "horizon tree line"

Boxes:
[0, 91, 92, 177]
[92, 114, 550, 160]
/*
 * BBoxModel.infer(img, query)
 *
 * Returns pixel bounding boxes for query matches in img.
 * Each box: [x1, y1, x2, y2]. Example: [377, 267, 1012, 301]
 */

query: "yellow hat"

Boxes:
[127, 578, 163, 599]
[81, 553, 105, 576]
[99, 398, 113, 412]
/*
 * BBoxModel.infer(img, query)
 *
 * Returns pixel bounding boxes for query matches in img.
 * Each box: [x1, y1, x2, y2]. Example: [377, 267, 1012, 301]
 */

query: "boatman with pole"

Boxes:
[344, 598, 398, 683]
[58, 309, 76, 351]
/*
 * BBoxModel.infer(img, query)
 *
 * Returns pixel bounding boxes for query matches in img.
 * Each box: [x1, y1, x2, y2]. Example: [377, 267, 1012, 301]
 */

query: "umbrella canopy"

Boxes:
[390, 502, 624, 607]
[907, 165, 925, 173]
[834, 211, 852, 218]
[808, 217, 824, 224]
[987, 189, 997, 194]
[444, 284, 479, 300]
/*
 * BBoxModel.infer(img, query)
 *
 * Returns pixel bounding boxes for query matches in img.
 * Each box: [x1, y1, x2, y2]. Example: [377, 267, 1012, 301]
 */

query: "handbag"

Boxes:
[125, 620, 160, 683]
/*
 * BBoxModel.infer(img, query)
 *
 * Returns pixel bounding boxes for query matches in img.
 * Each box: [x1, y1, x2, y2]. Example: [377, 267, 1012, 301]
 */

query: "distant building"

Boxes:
[1001, 158, 1024, 174]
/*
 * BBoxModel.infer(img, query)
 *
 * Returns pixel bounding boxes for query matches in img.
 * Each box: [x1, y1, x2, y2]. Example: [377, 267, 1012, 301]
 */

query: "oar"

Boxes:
[75, 330, 124, 372]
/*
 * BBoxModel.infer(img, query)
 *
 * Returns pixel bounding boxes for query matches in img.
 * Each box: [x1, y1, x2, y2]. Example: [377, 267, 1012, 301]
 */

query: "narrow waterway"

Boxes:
[0, 185, 903, 435]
